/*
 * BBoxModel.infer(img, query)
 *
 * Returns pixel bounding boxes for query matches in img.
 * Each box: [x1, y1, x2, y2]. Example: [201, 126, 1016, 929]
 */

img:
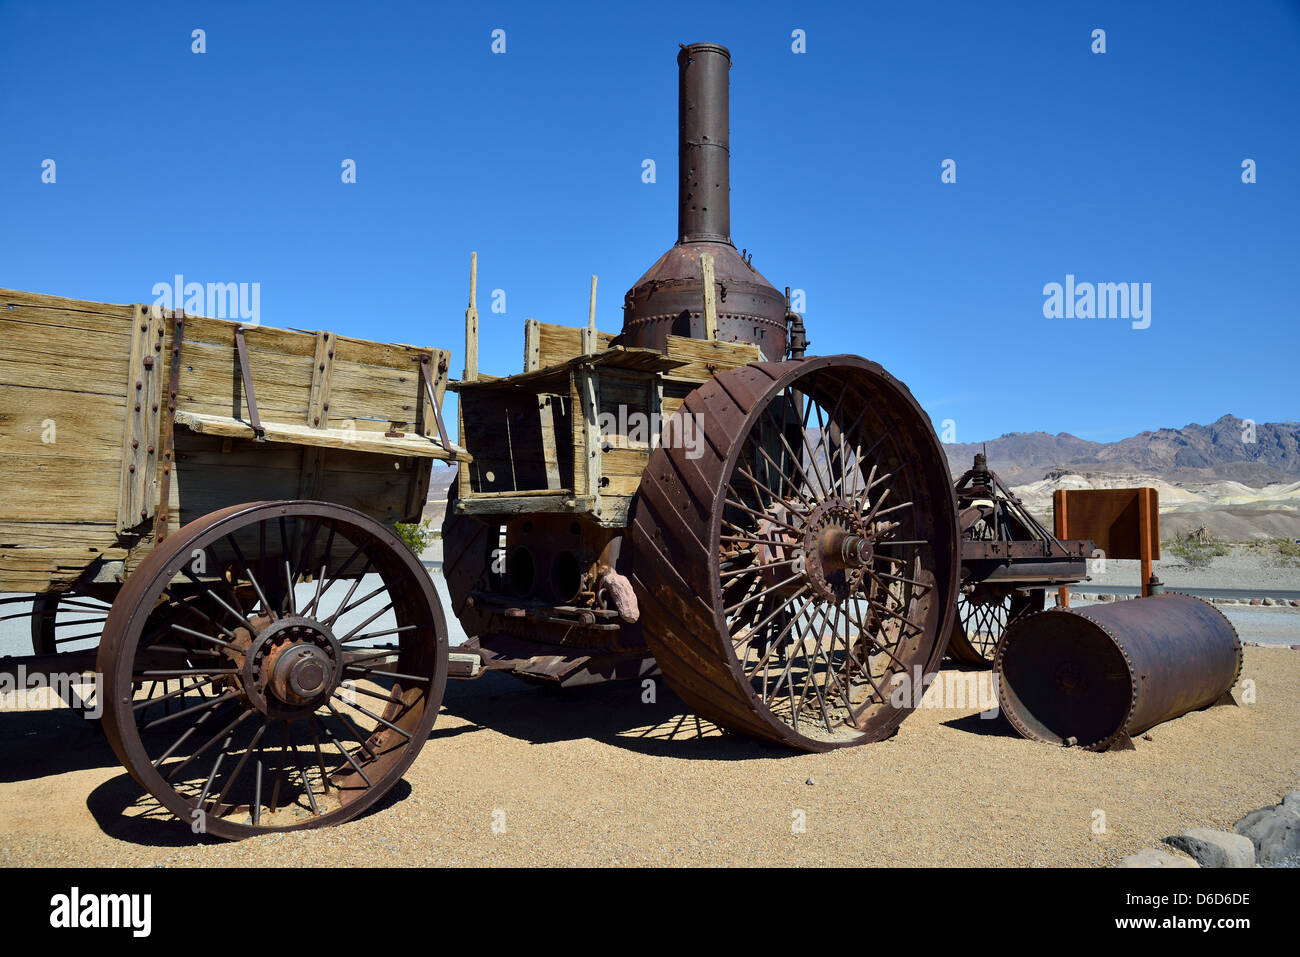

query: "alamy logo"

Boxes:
[1042, 274, 1151, 330]
[151, 274, 260, 325]
[597, 407, 706, 460]
[49, 887, 151, 937]
[0, 665, 101, 719]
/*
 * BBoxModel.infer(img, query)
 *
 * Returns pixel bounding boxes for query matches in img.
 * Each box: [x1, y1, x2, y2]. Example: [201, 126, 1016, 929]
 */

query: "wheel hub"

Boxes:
[242, 616, 343, 718]
[801, 499, 872, 602]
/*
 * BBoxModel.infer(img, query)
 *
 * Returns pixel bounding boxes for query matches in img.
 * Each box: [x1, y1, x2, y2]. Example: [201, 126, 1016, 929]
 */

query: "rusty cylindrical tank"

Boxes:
[619, 43, 790, 357]
[994, 595, 1242, 751]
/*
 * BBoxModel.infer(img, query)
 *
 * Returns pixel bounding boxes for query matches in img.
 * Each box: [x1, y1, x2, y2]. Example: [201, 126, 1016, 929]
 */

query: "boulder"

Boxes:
[1119, 847, 1198, 868]
[1235, 804, 1300, 867]
[1163, 828, 1256, 867]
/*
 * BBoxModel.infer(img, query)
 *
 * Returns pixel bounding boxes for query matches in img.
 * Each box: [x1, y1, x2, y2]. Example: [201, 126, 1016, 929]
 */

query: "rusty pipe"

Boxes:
[678, 42, 731, 244]
[994, 594, 1241, 751]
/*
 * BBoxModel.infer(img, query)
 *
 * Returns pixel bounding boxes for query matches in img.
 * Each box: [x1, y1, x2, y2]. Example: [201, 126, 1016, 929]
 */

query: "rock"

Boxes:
[1249, 598, 1263, 606]
[1212, 597, 1229, 604]
[1119, 847, 1198, 868]
[1282, 792, 1300, 812]
[1235, 804, 1300, 867]
[1263, 597, 1276, 606]
[1163, 828, 1256, 868]
[1290, 599, 1300, 608]
[805, 776, 816, 786]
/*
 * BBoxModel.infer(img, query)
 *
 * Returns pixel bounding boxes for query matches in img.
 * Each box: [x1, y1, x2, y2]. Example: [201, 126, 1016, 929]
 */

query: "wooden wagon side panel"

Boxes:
[176, 314, 317, 425]
[0, 289, 135, 591]
[1, 288, 461, 593]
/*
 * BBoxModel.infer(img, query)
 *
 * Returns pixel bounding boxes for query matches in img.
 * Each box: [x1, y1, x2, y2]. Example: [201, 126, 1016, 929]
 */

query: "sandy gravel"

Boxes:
[0, 646, 1295, 868]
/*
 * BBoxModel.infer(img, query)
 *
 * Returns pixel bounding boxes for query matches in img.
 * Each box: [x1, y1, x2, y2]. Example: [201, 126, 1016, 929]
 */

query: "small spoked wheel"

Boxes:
[947, 586, 1046, 667]
[97, 501, 448, 840]
[633, 356, 960, 751]
[31, 590, 112, 656]
[32, 590, 111, 718]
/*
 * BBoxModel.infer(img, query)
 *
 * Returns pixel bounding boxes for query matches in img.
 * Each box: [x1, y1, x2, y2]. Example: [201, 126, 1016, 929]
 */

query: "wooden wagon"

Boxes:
[0, 287, 464, 838]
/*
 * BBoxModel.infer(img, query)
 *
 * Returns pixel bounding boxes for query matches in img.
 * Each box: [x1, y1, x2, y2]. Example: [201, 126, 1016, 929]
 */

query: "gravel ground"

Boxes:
[1, 646, 1295, 868]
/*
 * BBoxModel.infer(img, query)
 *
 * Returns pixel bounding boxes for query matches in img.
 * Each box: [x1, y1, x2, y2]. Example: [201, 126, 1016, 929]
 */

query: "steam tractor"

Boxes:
[444, 43, 962, 751]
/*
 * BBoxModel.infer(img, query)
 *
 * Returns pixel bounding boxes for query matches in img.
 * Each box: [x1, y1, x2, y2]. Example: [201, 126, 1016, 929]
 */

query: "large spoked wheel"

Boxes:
[98, 501, 448, 840]
[632, 356, 960, 751]
[947, 586, 1046, 667]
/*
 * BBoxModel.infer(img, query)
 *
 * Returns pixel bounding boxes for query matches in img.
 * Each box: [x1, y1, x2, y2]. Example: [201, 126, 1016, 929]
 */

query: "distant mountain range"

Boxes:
[421, 416, 1300, 541]
[945, 415, 1300, 487]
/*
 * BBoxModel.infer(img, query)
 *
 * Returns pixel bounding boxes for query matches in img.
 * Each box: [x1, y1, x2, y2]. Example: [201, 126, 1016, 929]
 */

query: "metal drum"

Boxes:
[995, 594, 1242, 751]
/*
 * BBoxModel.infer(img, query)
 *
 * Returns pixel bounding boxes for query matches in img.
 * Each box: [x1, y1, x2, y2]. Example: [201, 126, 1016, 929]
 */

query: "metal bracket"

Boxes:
[234, 325, 266, 441]
[417, 353, 452, 453]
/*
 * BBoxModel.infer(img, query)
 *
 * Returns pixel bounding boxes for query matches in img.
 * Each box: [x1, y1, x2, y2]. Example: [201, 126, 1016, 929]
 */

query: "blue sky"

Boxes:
[2, 0, 1297, 443]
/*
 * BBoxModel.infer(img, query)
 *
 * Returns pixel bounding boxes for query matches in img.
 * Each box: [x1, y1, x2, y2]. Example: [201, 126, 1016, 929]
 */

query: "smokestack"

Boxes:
[619, 42, 789, 356]
[677, 43, 731, 244]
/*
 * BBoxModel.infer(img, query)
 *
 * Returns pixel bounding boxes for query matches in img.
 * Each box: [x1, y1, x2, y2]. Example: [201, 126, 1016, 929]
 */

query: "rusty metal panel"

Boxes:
[1053, 487, 1159, 561]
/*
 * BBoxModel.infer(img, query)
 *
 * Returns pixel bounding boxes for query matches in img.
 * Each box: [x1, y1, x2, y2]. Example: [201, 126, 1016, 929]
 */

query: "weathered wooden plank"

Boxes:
[464, 252, 479, 381]
[116, 304, 165, 531]
[537, 322, 615, 368]
[524, 318, 541, 372]
[700, 253, 718, 340]
[456, 492, 595, 515]
[174, 410, 465, 459]
[538, 394, 561, 490]
[0, 386, 126, 462]
[0, 521, 119, 549]
[405, 456, 435, 520]
[307, 331, 335, 428]
[0, 288, 135, 321]
[663, 335, 761, 381]
[299, 445, 327, 499]
[582, 275, 599, 356]
[0, 315, 131, 394]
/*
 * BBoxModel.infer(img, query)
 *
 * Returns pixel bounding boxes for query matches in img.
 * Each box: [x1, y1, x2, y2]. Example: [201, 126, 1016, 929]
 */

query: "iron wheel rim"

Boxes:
[97, 501, 448, 840]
